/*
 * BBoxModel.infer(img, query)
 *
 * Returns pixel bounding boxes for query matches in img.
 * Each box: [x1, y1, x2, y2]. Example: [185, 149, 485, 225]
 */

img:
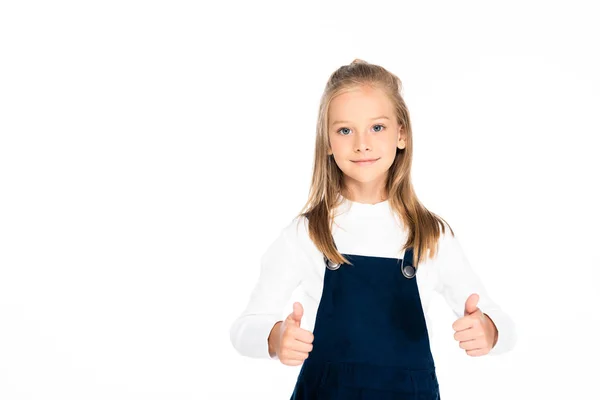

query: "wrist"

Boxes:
[268, 321, 282, 357]
[484, 313, 499, 348]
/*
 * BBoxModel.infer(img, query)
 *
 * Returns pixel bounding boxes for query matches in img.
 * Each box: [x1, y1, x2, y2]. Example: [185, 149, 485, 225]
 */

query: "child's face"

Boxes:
[327, 85, 404, 186]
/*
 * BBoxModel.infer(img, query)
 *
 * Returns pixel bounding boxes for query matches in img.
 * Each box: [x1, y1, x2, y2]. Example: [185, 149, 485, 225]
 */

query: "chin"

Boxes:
[342, 170, 388, 183]
[352, 176, 384, 183]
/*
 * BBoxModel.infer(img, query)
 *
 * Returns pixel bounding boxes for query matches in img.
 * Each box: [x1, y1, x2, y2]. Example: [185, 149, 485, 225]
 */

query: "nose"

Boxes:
[353, 130, 371, 152]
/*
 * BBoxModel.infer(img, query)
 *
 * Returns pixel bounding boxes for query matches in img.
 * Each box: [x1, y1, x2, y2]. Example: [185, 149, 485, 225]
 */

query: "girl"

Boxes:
[230, 59, 517, 399]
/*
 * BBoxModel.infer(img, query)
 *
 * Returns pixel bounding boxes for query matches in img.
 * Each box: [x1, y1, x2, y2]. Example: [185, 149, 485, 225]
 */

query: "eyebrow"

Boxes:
[330, 116, 390, 126]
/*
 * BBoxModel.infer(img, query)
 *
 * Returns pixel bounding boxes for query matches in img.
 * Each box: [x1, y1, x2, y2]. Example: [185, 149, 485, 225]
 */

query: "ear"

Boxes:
[397, 125, 405, 141]
[397, 125, 407, 150]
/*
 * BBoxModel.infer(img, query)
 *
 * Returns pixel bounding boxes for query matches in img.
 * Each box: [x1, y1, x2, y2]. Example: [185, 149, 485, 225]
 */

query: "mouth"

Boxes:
[351, 158, 380, 165]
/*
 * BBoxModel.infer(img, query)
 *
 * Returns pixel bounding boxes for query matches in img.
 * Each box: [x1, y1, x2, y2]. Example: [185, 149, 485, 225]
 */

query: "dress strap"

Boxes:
[401, 247, 416, 278]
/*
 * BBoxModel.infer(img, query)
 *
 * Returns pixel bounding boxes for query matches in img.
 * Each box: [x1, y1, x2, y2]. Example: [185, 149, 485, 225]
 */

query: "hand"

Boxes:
[452, 293, 498, 357]
[270, 302, 314, 366]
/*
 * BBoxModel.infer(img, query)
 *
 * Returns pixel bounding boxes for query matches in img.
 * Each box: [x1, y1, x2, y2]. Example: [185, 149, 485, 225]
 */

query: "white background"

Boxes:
[1, 1, 599, 399]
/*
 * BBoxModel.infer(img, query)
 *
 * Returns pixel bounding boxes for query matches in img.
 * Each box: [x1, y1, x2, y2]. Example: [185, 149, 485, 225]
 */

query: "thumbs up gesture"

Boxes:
[451, 293, 499, 357]
[268, 302, 314, 366]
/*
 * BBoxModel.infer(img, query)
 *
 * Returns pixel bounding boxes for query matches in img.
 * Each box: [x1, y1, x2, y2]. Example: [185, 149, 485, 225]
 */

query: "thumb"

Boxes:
[464, 293, 480, 316]
[287, 302, 304, 326]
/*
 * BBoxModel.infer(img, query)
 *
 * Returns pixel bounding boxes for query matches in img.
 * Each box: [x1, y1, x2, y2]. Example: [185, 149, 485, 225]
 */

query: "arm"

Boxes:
[229, 220, 302, 359]
[435, 231, 517, 355]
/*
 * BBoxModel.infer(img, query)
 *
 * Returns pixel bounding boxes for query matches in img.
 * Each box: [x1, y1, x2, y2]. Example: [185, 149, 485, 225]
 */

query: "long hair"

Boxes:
[295, 59, 453, 269]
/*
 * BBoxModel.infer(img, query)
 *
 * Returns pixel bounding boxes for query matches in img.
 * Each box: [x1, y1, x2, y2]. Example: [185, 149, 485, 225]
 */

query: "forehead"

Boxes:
[328, 85, 394, 121]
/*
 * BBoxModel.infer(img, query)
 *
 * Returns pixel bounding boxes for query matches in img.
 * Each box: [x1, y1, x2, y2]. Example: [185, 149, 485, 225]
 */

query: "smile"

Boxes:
[351, 158, 380, 166]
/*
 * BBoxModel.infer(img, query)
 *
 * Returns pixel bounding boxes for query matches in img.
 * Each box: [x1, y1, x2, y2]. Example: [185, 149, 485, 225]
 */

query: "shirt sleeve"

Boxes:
[229, 218, 303, 359]
[434, 230, 517, 355]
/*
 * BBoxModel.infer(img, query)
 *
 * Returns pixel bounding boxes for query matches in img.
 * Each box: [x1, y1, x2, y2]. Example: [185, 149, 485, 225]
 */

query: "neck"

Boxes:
[342, 180, 388, 205]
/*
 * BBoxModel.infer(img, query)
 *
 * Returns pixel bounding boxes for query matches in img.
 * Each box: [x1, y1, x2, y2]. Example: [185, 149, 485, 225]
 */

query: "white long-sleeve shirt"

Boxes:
[230, 196, 517, 360]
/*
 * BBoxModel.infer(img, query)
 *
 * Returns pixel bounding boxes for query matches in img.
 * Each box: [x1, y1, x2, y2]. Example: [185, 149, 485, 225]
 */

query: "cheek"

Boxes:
[330, 131, 345, 143]
[330, 137, 351, 155]
[328, 133, 339, 149]
[375, 135, 399, 157]
[378, 140, 400, 169]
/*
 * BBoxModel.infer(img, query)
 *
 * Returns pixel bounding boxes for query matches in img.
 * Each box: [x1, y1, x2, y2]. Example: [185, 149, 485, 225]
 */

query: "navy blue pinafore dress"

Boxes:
[290, 246, 441, 399]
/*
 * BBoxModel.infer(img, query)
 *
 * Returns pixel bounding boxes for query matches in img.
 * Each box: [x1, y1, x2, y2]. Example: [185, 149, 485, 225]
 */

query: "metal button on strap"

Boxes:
[402, 264, 416, 279]
[324, 256, 341, 270]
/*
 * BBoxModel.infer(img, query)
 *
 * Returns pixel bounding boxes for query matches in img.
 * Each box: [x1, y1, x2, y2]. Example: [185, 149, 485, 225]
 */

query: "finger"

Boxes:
[452, 316, 475, 332]
[454, 327, 485, 342]
[286, 303, 304, 327]
[280, 348, 310, 361]
[282, 359, 304, 367]
[466, 348, 489, 357]
[288, 341, 313, 354]
[464, 293, 480, 316]
[459, 338, 485, 351]
[292, 302, 304, 322]
[453, 310, 486, 332]
[293, 328, 315, 344]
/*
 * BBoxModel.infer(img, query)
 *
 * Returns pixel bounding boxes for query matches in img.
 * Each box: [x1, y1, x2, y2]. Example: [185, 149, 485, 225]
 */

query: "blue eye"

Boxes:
[336, 124, 385, 135]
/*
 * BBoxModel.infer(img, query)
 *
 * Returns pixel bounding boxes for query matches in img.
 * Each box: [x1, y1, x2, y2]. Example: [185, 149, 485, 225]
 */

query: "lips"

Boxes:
[350, 158, 380, 167]
[351, 158, 380, 163]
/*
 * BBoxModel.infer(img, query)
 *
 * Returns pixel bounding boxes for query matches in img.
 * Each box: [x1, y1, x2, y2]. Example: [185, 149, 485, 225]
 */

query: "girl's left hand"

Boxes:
[452, 293, 499, 357]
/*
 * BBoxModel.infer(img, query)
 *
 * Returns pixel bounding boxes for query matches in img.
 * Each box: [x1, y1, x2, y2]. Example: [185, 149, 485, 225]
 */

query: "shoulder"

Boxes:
[279, 215, 323, 260]
[437, 221, 458, 247]
[427, 219, 462, 262]
[280, 216, 320, 264]
[281, 215, 311, 245]
[429, 221, 472, 276]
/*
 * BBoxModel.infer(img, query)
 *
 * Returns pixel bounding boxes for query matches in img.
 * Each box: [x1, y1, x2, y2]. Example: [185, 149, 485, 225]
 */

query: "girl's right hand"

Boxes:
[270, 302, 314, 366]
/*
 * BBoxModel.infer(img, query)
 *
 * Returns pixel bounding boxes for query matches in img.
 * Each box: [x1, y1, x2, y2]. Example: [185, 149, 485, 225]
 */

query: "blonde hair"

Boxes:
[295, 58, 453, 269]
